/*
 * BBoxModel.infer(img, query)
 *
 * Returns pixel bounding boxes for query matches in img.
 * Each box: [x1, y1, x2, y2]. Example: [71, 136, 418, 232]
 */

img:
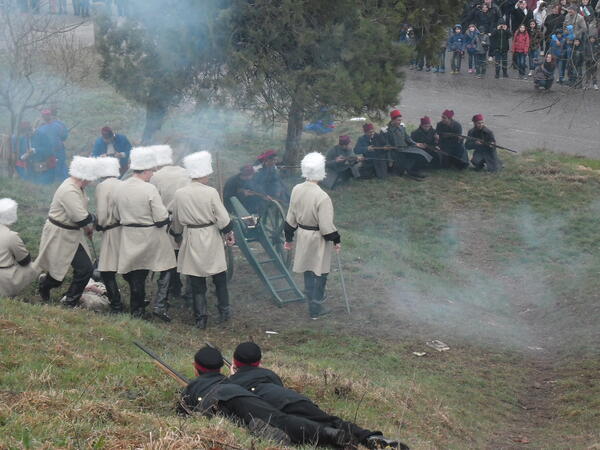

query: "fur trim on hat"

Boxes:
[301, 152, 326, 181]
[184, 151, 213, 179]
[152, 145, 174, 166]
[69, 156, 99, 181]
[95, 157, 120, 178]
[130, 147, 158, 171]
[0, 198, 18, 225]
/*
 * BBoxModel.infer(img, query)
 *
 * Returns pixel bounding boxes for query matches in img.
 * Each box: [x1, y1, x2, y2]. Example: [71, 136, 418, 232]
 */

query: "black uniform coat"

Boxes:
[466, 126, 502, 172]
[435, 120, 469, 168]
[180, 372, 256, 415]
[353, 133, 390, 178]
[229, 366, 313, 410]
[411, 126, 441, 168]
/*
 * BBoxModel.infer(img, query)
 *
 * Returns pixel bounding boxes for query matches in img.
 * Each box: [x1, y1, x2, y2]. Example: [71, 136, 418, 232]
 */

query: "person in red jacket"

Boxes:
[513, 24, 531, 78]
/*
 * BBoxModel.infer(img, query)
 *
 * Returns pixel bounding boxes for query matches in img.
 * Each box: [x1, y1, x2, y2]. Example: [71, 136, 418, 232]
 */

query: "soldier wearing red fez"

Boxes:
[435, 110, 469, 169]
[323, 135, 363, 189]
[410, 116, 442, 168]
[228, 342, 406, 450]
[92, 126, 133, 176]
[466, 114, 502, 172]
[253, 150, 290, 204]
[354, 123, 390, 178]
[383, 109, 432, 181]
[179, 346, 353, 447]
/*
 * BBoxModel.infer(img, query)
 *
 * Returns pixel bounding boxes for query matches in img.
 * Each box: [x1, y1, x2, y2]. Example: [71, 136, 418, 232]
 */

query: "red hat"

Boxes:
[390, 109, 402, 119]
[257, 149, 277, 161]
[363, 123, 374, 132]
[442, 109, 454, 119]
[41, 109, 52, 116]
[339, 135, 351, 145]
[101, 126, 114, 137]
[472, 114, 484, 122]
[420, 116, 431, 126]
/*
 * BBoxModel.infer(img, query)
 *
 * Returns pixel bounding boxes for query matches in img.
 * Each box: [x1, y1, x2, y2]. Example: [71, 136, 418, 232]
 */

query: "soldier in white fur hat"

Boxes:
[170, 151, 235, 329]
[114, 147, 176, 319]
[36, 156, 98, 306]
[284, 152, 340, 318]
[149, 145, 190, 301]
[0, 199, 39, 298]
[94, 157, 123, 313]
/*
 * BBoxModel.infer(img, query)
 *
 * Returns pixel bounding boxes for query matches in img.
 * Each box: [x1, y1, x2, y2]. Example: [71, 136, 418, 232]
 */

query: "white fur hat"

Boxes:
[69, 156, 99, 181]
[95, 157, 120, 178]
[152, 145, 173, 166]
[0, 198, 18, 225]
[184, 151, 213, 179]
[301, 152, 326, 181]
[130, 146, 158, 171]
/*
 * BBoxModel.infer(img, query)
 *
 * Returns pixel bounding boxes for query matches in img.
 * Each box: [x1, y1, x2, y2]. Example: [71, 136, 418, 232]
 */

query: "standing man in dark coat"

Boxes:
[490, 19, 511, 78]
[92, 127, 132, 176]
[353, 123, 389, 179]
[253, 150, 290, 204]
[36, 108, 69, 181]
[179, 346, 352, 448]
[435, 110, 469, 170]
[323, 136, 362, 190]
[384, 109, 432, 180]
[228, 342, 406, 450]
[466, 114, 502, 172]
[410, 116, 441, 168]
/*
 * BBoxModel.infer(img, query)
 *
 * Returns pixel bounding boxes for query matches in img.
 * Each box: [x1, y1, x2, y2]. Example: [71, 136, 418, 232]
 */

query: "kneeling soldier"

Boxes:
[284, 152, 340, 318]
[466, 114, 502, 172]
[170, 151, 235, 329]
[0, 198, 38, 298]
[37, 156, 97, 306]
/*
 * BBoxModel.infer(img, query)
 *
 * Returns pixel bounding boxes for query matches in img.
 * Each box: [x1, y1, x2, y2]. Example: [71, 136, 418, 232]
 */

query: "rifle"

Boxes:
[133, 341, 190, 387]
[438, 132, 518, 153]
[370, 144, 466, 163]
[205, 341, 232, 368]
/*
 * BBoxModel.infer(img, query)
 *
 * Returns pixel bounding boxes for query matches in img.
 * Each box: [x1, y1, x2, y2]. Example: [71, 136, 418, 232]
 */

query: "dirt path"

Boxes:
[399, 71, 600, 158]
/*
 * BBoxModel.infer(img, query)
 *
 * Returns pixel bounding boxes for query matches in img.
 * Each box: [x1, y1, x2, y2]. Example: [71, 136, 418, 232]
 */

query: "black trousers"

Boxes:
[282, 400, 378, 444]
[100, 271, 123, 311]
[221, 397, 337, 446]
[190, 271, 229, 313]
[303, 271, 328, 303]
[123, 269, 149, 316]
[44, 244, 93, 300]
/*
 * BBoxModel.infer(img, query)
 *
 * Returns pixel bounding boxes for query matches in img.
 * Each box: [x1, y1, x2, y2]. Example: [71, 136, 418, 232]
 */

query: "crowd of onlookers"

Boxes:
[405, 0, 600, 90]
[1, 0, 130, 17]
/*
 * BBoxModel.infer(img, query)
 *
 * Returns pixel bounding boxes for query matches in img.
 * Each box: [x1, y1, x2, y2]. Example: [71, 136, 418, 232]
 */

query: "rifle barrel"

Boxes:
[133, 341, 191, 385]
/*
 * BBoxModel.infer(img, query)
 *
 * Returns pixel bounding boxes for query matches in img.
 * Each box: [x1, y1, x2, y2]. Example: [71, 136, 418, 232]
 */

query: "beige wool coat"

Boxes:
[0, 225, 39, 297]
[150, 165, 190, 249]
[36, 178, 92, 281]
[95, 177, 122, 272]
[171, 182, 231, 277]
[114, 177, 176, 274]
[286, 181, 337, 276]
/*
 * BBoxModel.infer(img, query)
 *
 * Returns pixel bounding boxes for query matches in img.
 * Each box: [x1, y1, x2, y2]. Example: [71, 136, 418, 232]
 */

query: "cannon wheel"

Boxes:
[261, 199, 292, 268]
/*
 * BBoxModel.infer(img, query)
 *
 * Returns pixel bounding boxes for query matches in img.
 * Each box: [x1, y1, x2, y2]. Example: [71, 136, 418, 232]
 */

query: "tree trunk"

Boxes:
[141, 103, 168, 145]
[283, 98, 304, 169]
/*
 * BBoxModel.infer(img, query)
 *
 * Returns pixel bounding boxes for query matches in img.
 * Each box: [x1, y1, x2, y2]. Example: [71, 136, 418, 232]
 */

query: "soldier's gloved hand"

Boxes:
[284, 241, 294, 251]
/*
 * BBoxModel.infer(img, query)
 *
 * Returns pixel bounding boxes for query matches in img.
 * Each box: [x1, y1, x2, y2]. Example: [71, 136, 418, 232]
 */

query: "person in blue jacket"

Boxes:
[92, 126, 132, 176]
[12, 122, 56, 185]
[36, 108, 69, 181]
[448, 24, 466, 74]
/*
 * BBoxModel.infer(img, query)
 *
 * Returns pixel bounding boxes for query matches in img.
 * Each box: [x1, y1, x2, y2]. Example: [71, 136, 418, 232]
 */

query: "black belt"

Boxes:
[298, 224, 319, 231]
[187, 223, 214, 229]
[123, 223, 155, 228]
[0, 264, 15, 269]
[97, 222, 121, 232]
[48, 217, 80, 230]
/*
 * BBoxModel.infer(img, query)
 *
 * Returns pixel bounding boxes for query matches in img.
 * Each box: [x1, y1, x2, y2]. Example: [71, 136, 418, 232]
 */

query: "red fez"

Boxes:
[472, 114, 484, 122]
[420, 116, 431, 126]
[442, 109, 454, 119]
[101, 126, 114, 137]
[240, 164, 254, 176]
[363, 123, 374, 133]
[257, 149, 277, 161]
[339, 135, 351, 145]
[390, 109, 402, 119]
[41, 109, 52, 116]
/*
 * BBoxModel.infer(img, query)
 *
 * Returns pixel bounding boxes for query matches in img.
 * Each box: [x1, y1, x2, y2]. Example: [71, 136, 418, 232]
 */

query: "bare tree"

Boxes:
[0, 9, 92, 176]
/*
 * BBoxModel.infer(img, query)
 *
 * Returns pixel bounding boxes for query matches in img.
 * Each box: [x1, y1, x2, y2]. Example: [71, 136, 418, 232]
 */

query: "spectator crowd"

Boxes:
[406, 0, 599, 90]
